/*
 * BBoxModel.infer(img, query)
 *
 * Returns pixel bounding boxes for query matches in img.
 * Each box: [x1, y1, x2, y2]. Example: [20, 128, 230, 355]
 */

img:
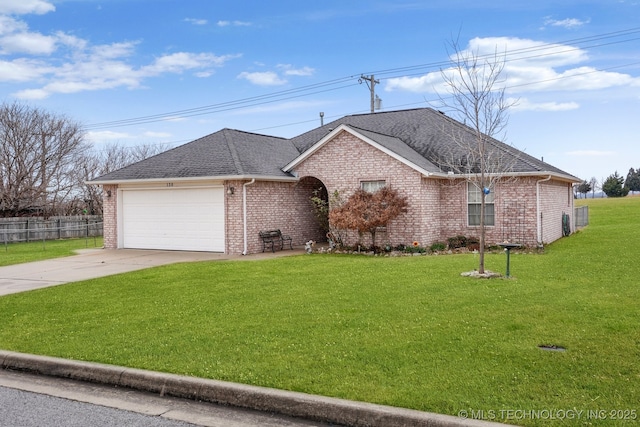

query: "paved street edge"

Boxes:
[0, 350, 507, 427]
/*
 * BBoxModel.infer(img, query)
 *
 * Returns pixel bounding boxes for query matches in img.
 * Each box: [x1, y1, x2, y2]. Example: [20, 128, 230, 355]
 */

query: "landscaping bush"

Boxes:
[466, 236, 480, 251]
[447, 235, 468, 249]
[429, 241, 447, 252]
[405, 241, 427, 254]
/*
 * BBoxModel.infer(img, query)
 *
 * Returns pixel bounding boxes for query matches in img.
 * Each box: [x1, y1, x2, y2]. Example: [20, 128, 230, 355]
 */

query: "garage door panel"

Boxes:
[121, 187, 224, 252]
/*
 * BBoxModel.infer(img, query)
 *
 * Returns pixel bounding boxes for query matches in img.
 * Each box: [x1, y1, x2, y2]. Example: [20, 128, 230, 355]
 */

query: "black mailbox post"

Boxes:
[498, 243, 522, 278]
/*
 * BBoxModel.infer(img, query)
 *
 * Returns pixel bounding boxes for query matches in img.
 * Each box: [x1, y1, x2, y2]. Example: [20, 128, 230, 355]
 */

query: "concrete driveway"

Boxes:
[0, 248, 303, 296]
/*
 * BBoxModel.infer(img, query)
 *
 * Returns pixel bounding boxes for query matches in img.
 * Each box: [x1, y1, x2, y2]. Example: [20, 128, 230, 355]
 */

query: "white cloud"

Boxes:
[511, 98, 579, 112]
[467, 37, 587, 68]
[385, 73, 443, 93]
[86, 130, 133, 142]
[236, 64, 314, 87]
[0, 5, 241, 99]
[10, 48, 240, 98]
[385, 36, 640, 98]
[13, 87, 48, 99]
[543, 17, 590, 29]
[142, 52, 239, 75]
[278, 64, 315, 76]
[0, 58, 50, 82]
[0, 0, 54, 15]
[54, 31, 87, 51]
[217, 20, 251, 27]
[143, 131, 172, 138]
[90, 41, 138, 60]
[0, 16, 28, 35]
[162, 116, 187, 122]
[184, 18, 208, 26]
[0, 32, 57, 54]
[238, 71, 287, 86]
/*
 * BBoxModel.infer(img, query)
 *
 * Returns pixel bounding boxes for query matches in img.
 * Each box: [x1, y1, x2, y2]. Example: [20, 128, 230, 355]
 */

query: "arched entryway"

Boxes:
[297, 176, 329, 242]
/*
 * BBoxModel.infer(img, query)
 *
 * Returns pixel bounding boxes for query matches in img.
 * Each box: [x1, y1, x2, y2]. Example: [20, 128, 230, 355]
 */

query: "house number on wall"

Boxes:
[166, 183, 174, 187]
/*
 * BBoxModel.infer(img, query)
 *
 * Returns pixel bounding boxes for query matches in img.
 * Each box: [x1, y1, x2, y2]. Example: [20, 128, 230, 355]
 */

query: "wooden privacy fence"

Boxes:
[0, 216, 103, 244]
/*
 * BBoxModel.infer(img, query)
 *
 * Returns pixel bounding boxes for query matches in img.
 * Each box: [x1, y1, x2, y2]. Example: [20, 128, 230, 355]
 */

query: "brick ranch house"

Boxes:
[88, 108, 580, 254]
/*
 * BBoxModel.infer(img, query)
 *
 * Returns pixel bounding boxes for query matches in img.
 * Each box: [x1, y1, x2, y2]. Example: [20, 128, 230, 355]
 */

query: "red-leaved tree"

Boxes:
[329, 186, 408, 248]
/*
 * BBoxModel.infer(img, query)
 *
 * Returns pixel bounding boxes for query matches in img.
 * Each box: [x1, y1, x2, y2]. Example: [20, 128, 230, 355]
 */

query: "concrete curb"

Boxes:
[0, 350, 508, 427]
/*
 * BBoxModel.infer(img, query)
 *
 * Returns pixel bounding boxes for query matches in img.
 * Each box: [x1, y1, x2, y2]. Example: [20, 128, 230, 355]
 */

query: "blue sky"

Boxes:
[2, 0, 640, 183]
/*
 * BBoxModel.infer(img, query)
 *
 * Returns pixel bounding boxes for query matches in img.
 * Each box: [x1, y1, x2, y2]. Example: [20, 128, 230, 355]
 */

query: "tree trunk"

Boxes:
[479, 187, 486, 274]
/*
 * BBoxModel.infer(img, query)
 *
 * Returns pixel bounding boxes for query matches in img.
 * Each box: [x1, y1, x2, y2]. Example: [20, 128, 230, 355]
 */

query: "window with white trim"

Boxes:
[468, 183, 495, 226]
[361, 180, 386, 193]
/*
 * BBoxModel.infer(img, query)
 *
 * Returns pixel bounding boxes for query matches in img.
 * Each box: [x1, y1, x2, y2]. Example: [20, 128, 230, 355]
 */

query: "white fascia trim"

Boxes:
[86, 174, 299, 186]
[283, 124, 434, 177]
[445, 171, 580, 183]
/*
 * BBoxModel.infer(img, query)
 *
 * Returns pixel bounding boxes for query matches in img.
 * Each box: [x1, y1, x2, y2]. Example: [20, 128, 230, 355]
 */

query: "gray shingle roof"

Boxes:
[342, 126, 442, 174]
[90, 108, 578, 183]
[290, 108, 576, 178]
[91, 129, 299, 181]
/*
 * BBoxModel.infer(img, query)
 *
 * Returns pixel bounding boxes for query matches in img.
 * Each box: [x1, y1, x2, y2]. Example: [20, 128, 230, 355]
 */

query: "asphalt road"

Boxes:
[0, 385, 197, 427]
[0, 370, 335, 427]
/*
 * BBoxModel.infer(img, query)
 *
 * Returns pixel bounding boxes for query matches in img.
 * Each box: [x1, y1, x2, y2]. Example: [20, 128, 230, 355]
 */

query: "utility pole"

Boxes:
[359, 74, 380, 113]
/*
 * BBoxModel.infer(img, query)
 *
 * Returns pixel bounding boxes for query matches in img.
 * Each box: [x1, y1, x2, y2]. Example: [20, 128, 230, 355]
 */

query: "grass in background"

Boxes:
[0, 237, 103, 266]
[0, 200, 637, 426]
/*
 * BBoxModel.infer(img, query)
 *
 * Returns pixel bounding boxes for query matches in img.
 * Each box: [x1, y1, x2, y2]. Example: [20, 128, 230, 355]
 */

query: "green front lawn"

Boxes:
[0, 237, 104, 266]
[0, 199, 637, 426]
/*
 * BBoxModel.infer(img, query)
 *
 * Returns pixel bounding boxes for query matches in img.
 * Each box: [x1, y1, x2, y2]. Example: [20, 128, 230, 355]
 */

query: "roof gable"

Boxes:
[283, 124, 442, 176]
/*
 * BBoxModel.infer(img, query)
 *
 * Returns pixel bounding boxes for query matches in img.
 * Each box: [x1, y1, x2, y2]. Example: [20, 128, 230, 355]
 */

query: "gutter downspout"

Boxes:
[536, 175, 552, 245]
[242, 179, 256, 255]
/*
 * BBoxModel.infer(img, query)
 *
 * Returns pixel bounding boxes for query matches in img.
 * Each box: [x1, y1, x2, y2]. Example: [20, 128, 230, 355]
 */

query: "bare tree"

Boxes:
[0, 102, 171, 217]
[0, 102, 87, 217]
[76, 142, 170, 215]
[435, 39, 517, 274]
[589, 177, 598, 199]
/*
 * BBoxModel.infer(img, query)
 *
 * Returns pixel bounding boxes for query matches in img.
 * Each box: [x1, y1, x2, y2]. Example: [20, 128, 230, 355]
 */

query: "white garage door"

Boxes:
[121, 187, 225, 252]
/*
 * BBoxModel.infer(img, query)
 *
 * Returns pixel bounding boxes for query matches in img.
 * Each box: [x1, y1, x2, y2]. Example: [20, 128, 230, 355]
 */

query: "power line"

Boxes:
[254, 56, 640, 134]
[84, 26, 640, 132]
[85, 78, 358, 130]
[366, 26, 640, 79]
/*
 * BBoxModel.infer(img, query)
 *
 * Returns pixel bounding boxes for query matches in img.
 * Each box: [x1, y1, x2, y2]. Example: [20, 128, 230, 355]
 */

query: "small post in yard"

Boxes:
[498, 242, 522, 278]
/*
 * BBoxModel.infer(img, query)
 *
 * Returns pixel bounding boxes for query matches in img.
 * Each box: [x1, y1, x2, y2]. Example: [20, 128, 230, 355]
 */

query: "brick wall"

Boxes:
[102, 184, 118, 249]
[438, 177, 537, 247]
[225, 180, 245, 254]
[292, 130, 435, 248]
[225, 179, 321, 255]
[437, 176, 573, 247]
[539, 179, 574, 244]
[290, 130, 574, 249]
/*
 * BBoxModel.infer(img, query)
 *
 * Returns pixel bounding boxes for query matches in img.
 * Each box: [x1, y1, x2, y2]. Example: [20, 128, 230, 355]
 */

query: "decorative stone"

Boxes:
[460, 270, 502, 278]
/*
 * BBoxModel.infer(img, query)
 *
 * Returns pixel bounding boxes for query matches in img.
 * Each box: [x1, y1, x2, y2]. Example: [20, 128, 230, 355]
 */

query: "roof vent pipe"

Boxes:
[320, 112, 324, 126]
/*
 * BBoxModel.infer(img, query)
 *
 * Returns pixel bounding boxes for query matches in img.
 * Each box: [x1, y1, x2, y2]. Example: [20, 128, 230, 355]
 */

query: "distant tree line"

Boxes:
[0, 102, 166, 218]
[575, 168, 640, 199]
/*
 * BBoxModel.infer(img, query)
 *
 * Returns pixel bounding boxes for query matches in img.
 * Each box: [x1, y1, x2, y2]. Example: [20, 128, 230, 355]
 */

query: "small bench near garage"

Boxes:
[259, 229, 293, 252]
